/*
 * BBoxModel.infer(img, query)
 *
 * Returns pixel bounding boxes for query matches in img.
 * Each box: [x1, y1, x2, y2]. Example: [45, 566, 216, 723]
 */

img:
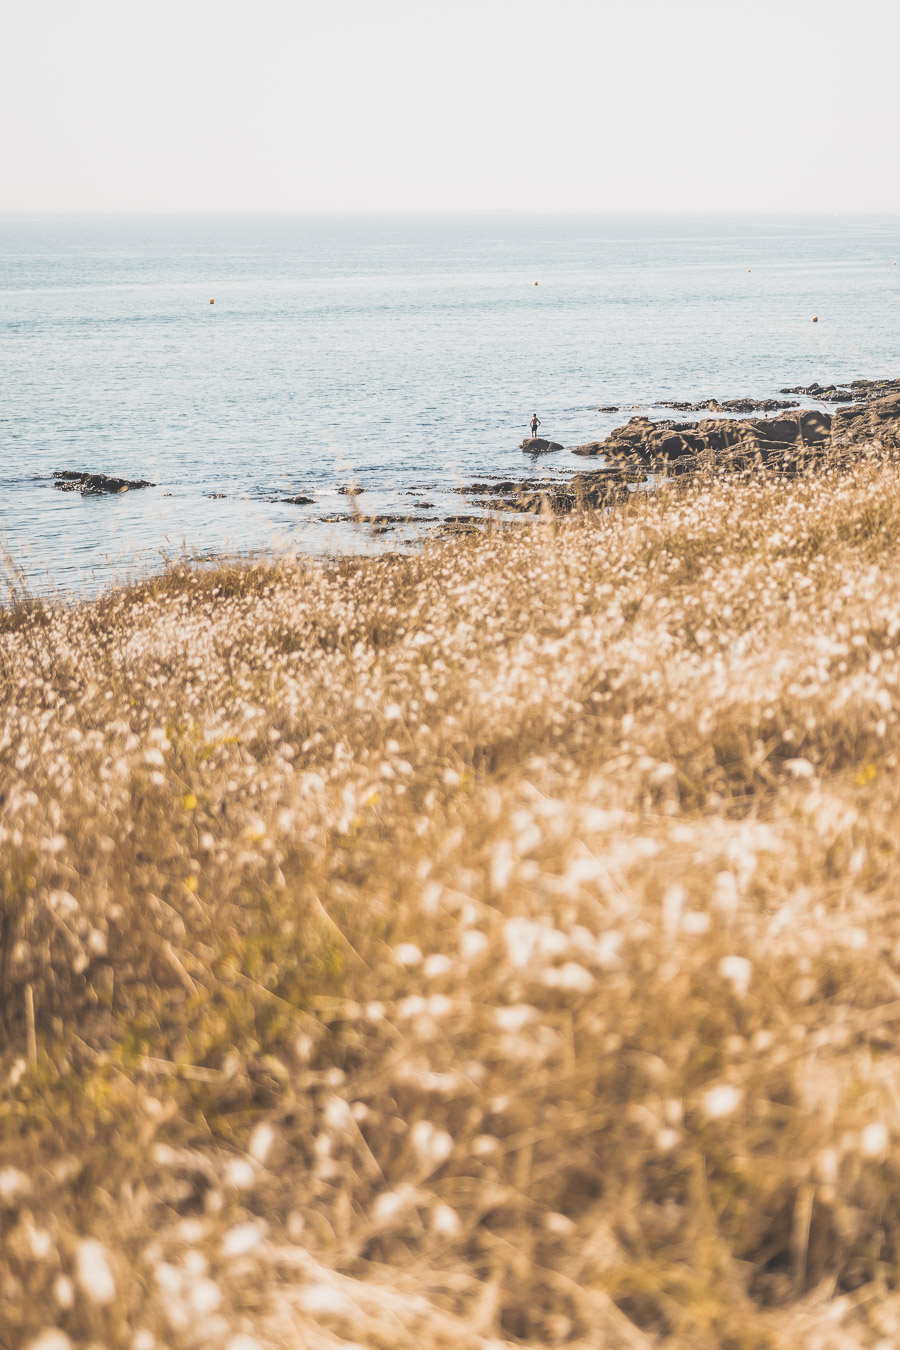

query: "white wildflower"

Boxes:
[75, 1237, 116, 1305]
[718, 955, 753, 998]
[461, 929, 489, 962]
[54, 1275, 75, 1309]
[0, 1167, 31, 1201]
[423, 953, 453, 979]
[373, 1189, 407, 1222]
[189, 1278, 222, 1315]
[410, 1119, 453, 1169]
[861, 1122, 889, 1160]
[700, 1084, 742, 1121]
[541, 962, 594, 993]
[221, 1222, 266, 1256]
[393, 942, 422, 967]
[544, 1212, 576, 1236]
[298, 1282, 352, 1315]
[26, 1334, 72, 1350]
[493, 1004, 536, 1031]
[432, 1202, 461, 1237]
[662, 883, 685, 935]
[323, 1096, 353, 1132]
[224, 1158, 256, 1189]
[249, 1121, 275, 1163]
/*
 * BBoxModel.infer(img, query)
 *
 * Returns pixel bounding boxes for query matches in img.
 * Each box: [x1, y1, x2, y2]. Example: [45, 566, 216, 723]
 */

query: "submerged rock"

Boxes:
[54, 471, 155, 494]
[277, 495, 315, 505]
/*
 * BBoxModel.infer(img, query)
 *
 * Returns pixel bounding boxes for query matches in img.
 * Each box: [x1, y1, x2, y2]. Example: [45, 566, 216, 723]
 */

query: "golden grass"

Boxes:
[6, 450, 900, 1347]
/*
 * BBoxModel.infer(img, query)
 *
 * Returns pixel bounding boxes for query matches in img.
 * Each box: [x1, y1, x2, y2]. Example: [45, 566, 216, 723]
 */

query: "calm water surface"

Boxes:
[1, 214, 898, 592]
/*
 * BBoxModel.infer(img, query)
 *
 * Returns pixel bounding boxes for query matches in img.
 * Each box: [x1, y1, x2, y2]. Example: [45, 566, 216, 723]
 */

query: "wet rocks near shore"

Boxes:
[468, 383, 900, 518]
[54, 471, 155, 494]
[780, 378, 900, 404]
[659, 397, 799, 414]
[276, 495, 316, 505]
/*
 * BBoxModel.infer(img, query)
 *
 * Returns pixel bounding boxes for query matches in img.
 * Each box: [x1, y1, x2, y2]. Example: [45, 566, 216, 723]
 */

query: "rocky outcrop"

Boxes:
[277, 495, 315, 505]
[659, 397, 799, 414]
[521, 438, 563, 453]
[573, 409, 833, 471]
[461, 468, 631, 515]
[54, 471, 155, 494]
[832, 389, 900, 448]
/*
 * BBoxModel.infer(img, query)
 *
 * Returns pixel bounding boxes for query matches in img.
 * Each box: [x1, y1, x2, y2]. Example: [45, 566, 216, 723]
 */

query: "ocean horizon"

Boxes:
[2, 211, 898, 593]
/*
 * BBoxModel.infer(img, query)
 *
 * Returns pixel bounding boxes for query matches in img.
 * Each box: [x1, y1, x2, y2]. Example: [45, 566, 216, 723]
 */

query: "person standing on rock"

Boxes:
[530, 413, 541, 439]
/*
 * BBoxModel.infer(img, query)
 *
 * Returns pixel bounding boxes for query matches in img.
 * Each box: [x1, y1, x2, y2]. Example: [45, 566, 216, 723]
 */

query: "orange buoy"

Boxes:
[812, 315, 818, 323]
[210, 298, 215, 305]
[748, 268, 751, 272]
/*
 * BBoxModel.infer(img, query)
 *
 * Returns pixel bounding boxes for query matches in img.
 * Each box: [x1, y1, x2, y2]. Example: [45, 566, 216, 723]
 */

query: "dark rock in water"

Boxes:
[207, 492, 229, 499]
[659, 397, 799, 414]
[338, 484, 365, 495]
[458, 480, 522, 495]
[54, 471, 155, 494]
[521, 437, 563, 453]
[781, 377, 900, 405]
[597, 405, 620, 413]
[277, 495, 315, 505]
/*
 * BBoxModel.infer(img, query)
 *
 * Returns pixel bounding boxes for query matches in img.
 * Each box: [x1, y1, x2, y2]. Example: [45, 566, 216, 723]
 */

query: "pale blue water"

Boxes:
[1, 214, 898, 593]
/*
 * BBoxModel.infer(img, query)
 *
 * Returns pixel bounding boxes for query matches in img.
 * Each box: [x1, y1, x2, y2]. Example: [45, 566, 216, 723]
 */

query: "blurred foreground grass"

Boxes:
[5, 452, 900, 1347]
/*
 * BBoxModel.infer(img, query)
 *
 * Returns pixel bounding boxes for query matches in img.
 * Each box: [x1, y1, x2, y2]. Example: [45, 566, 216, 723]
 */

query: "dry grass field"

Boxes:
[6, 449, 900, 1348]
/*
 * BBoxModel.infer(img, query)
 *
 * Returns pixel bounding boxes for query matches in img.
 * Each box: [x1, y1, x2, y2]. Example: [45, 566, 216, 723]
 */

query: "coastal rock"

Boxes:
[597, 405, 620, 413]
[780, 378, 900, 404]
[521, 438, 563, 453]
[277, 495, 315, 505]
[832, 390, 900, 448]
[659, 397, 799, 414]
[54, 471, 155, 494]
[573, 409, 832, 468]
[338, 484, 365, 495]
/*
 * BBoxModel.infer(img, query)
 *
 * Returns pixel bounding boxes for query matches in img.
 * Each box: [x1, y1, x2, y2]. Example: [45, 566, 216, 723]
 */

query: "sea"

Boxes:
[1, 214, 898, 595]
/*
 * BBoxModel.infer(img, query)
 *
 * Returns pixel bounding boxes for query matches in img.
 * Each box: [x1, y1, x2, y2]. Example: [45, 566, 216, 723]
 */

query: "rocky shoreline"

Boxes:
[459, 377, 900, 517]
[49, 376, 900, 533]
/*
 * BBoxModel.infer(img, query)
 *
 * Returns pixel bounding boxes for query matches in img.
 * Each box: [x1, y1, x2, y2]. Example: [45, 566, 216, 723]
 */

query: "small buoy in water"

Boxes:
[534, 281, 538, 286]
[812, 315, 818, 323]
[748, 268, 751, 273]
[210, 298, 215, 305]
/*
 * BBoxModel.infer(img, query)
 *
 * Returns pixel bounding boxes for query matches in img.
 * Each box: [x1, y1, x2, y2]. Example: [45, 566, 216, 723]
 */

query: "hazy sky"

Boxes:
[1, 0, 898, 214]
